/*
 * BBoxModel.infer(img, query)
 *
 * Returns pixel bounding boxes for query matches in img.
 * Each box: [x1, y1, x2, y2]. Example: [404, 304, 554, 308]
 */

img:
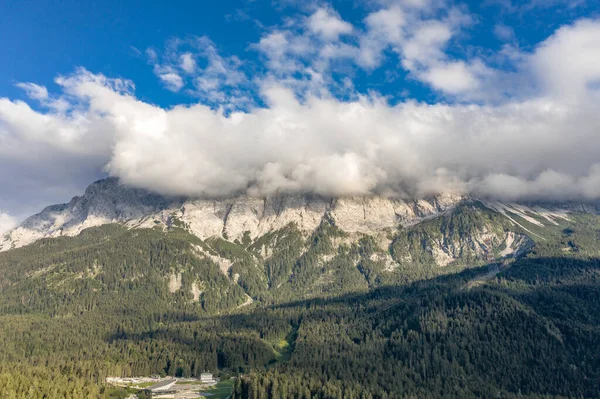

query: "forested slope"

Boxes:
[1, 204, 599, 398]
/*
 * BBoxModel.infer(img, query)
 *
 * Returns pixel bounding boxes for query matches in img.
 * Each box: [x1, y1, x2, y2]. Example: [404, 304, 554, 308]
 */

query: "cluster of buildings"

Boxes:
[107, 372, 217, 398]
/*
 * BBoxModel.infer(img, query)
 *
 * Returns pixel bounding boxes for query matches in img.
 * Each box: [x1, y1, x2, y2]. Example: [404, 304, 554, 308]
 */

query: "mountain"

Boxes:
[2, 177, 469, 250]
[3, 178, 600, 398]
[0, 178, 540, 296]
[2, 178, 586, 297]
[1, 178, 175, 251]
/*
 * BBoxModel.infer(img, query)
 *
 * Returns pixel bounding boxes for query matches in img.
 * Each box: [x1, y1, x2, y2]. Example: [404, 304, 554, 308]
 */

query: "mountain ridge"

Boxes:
[0, 177, 589, 280]
[1, 177, 468, 251]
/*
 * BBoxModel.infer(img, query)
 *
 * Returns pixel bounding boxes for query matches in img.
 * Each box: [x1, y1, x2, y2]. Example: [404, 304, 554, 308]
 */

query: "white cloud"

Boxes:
[353, 6, 405, 69]
[257, 30, 312, 73]
[157, 71, 185, 92]
[212, 2, 471, 98]
[255, 25, 351, 98]
[2, 56, 594, 204]
[306, 8, 353, 41]
[148, 46, 186, 92]
[0, 212, 17, 235]
[2, 18, 600, 219]
[146, 48, 158, 61]
[15, 81, 72, 113]
[494, 23, 515, 41]
[191, 38, 248, 100]
[529, 19, 600, 99]
[0, 89, 110, 216]
[99, 78, 599, 201]
[149, 37, 249, 105]
[422, 61, 480, 93]
[180, 52, 197, 74]
[400, 20, 453, 69]
[253, 2, 472, 96]
[355, 3, 478, 95]
[16, 82, 49, 101]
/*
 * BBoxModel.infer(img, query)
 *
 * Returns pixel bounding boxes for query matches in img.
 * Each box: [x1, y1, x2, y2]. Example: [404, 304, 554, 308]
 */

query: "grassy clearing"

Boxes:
[273, 338, 292, 362]
[268, 325, 298, 368]
[131, 381, 155, 388]
[202, 379, 234, 399]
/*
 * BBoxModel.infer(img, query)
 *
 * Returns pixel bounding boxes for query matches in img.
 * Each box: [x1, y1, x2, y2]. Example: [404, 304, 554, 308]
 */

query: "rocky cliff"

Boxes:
[0, 178, 465, 251]
[1, 178, 584, 277]
[4, 178, 593, 297]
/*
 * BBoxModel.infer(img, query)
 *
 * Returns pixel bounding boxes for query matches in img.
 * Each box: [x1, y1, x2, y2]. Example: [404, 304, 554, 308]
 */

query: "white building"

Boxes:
[200, 372, 216, 383]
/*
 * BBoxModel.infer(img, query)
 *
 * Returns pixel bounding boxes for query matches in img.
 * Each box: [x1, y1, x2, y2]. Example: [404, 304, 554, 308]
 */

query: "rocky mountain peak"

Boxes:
[1, 178, 467, 251]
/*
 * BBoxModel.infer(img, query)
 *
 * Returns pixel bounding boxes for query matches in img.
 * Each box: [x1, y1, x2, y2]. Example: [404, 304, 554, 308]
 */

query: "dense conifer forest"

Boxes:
[1, 206, 600, 398]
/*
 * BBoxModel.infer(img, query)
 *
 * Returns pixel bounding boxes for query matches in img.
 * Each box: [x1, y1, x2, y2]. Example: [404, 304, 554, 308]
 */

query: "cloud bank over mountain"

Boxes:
[0, 213, 17, 236]
[1, 1, 599, 223]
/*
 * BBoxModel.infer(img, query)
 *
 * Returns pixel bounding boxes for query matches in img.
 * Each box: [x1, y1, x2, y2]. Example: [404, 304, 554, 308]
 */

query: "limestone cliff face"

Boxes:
[1, 178, 174, 251]
[175, 194, 464, 243]
[423, 228, 532, 267]
[2, 177, 583, 259]
[1, 178, 465, 251]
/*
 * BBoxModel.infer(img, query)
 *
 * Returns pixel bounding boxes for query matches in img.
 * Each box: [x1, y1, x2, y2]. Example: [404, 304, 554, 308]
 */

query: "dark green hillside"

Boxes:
[0, 225, 279, 398]
[0, 224, 248, 315]
[243, 202, 531, 301]
[232, 256, 600, 399]
[1, 205, 600, 398]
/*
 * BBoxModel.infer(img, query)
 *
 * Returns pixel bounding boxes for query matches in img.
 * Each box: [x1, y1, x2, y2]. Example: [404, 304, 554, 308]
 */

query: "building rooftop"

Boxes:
[148, 379, 176, 391]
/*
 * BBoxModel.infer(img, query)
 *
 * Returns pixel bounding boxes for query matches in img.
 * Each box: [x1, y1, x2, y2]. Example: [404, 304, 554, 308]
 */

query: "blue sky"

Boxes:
[0, 0, 599, 231]
[1, 0, 596, 107]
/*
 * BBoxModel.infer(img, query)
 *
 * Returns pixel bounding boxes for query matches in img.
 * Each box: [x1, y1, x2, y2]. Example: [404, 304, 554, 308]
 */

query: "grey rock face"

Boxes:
[1, 178, 179, 250]
[9, 178, 593, 254]
[1, 178, 468, 251]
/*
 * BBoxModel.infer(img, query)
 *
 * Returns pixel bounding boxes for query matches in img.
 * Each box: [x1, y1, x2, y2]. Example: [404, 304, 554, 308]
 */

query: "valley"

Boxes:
[2, 0, 600, 397]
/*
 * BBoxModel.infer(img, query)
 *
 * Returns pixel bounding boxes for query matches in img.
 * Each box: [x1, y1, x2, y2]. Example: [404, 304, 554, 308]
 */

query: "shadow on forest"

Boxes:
[104, 256, 600, 396]
[106, 262, 492, 340]
[107, 257, 600, 393]
[107, 255, 600, 342]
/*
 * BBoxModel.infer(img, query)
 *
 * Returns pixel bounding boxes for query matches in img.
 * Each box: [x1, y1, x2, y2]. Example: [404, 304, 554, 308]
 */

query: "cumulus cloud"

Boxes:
[146, 48, 185, 92]
[422, 61, 480, 93]
[253, 1, 482, 98]
[180, 53, 196, 74]
[494, 23, 515, 41]
[157, 70, 185, 92]
[149, 37, 250, 106]
[0, 213, 17, 236]
[1, 13, 600, 222]
[306, 7, 353, 41]
[0, 70, 122, 219]
[16, 82, 49, 101]
[100, 86, 600, 201]
[529, 19, 600, 99]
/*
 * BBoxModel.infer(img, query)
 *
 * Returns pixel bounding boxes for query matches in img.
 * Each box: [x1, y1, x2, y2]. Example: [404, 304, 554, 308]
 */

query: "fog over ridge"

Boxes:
[1, 16, 600, 226]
